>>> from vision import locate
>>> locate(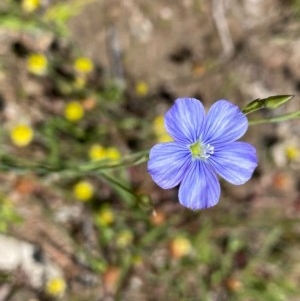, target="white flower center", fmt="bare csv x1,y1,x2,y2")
189,140,214,160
